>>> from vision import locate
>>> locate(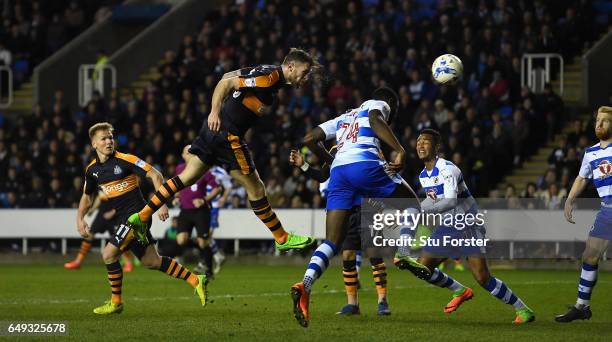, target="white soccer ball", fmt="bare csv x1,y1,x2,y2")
431,54,463,84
